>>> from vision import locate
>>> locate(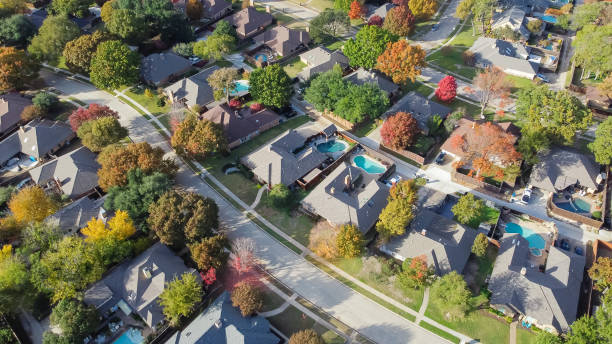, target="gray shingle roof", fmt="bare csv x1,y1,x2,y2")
201,103,280,144
468,37,537,78
368,3,396,20
253,25,311,57
298,47,349,81
344,68,399,95
0,93,31,134
165,291,280,344
488,233,585,332
165,66,220,108
491,6,530,38
529,147,601,192
0,119,74,165
202,0,232,19
141,53,192,86
45,196,107,234
386,92,451,134
29,147,100,198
